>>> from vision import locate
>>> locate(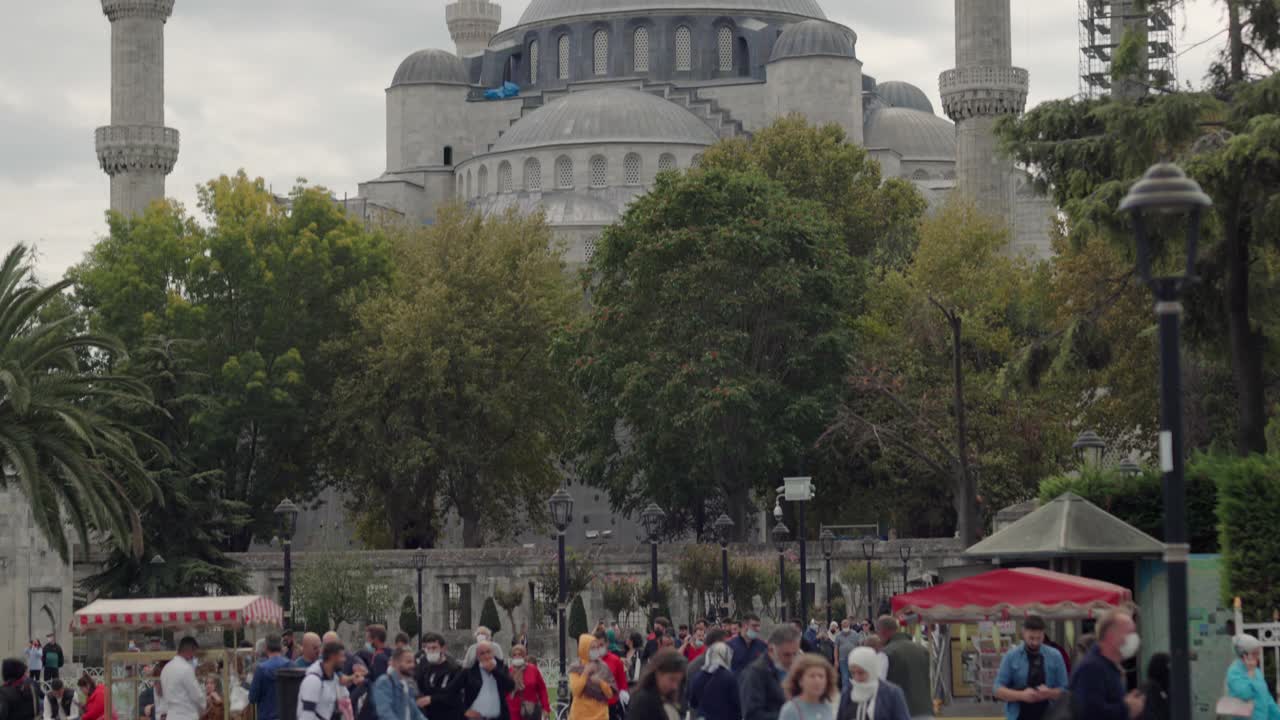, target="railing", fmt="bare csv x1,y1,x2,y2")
939,66,1029,93
101,0,176,22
